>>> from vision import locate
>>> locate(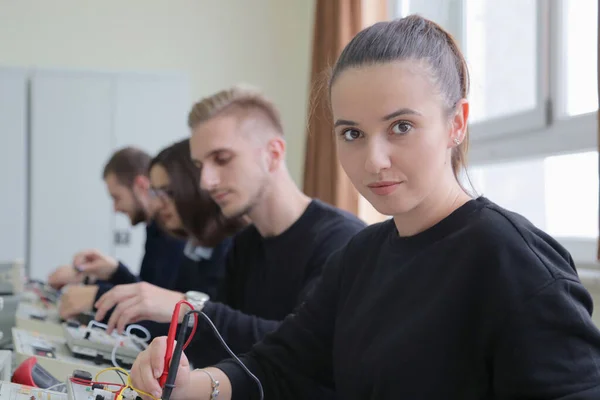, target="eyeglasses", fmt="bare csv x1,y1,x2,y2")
149,187,175,201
